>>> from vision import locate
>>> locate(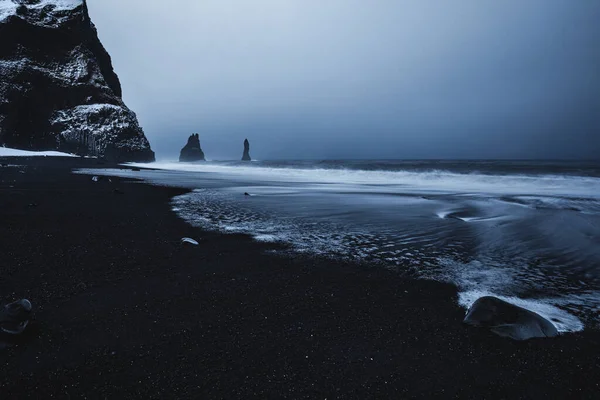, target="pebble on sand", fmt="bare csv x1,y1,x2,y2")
180,237,199,246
